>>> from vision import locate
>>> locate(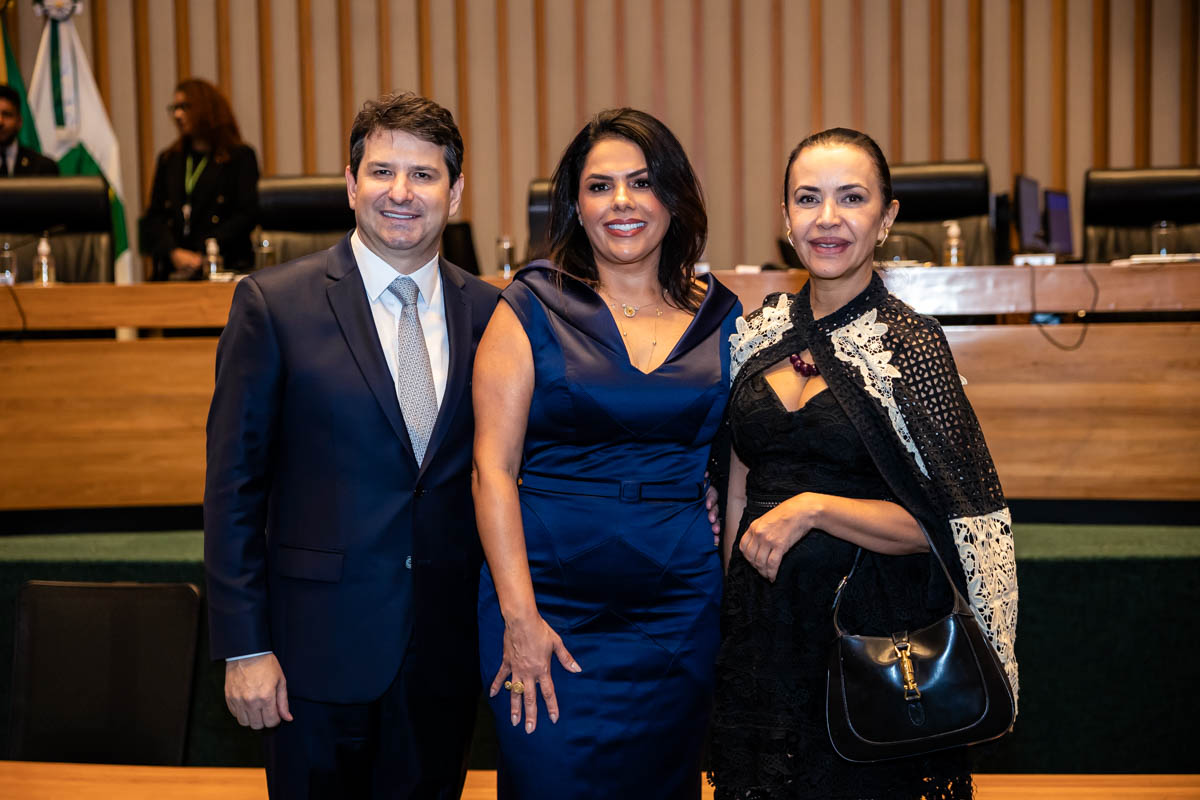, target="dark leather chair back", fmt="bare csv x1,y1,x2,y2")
527,179,553,263
443,220,480,275
0,176,113,281
1083,168,1200,262
880,161,993,265
9,580,201,765
256,175,356,266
